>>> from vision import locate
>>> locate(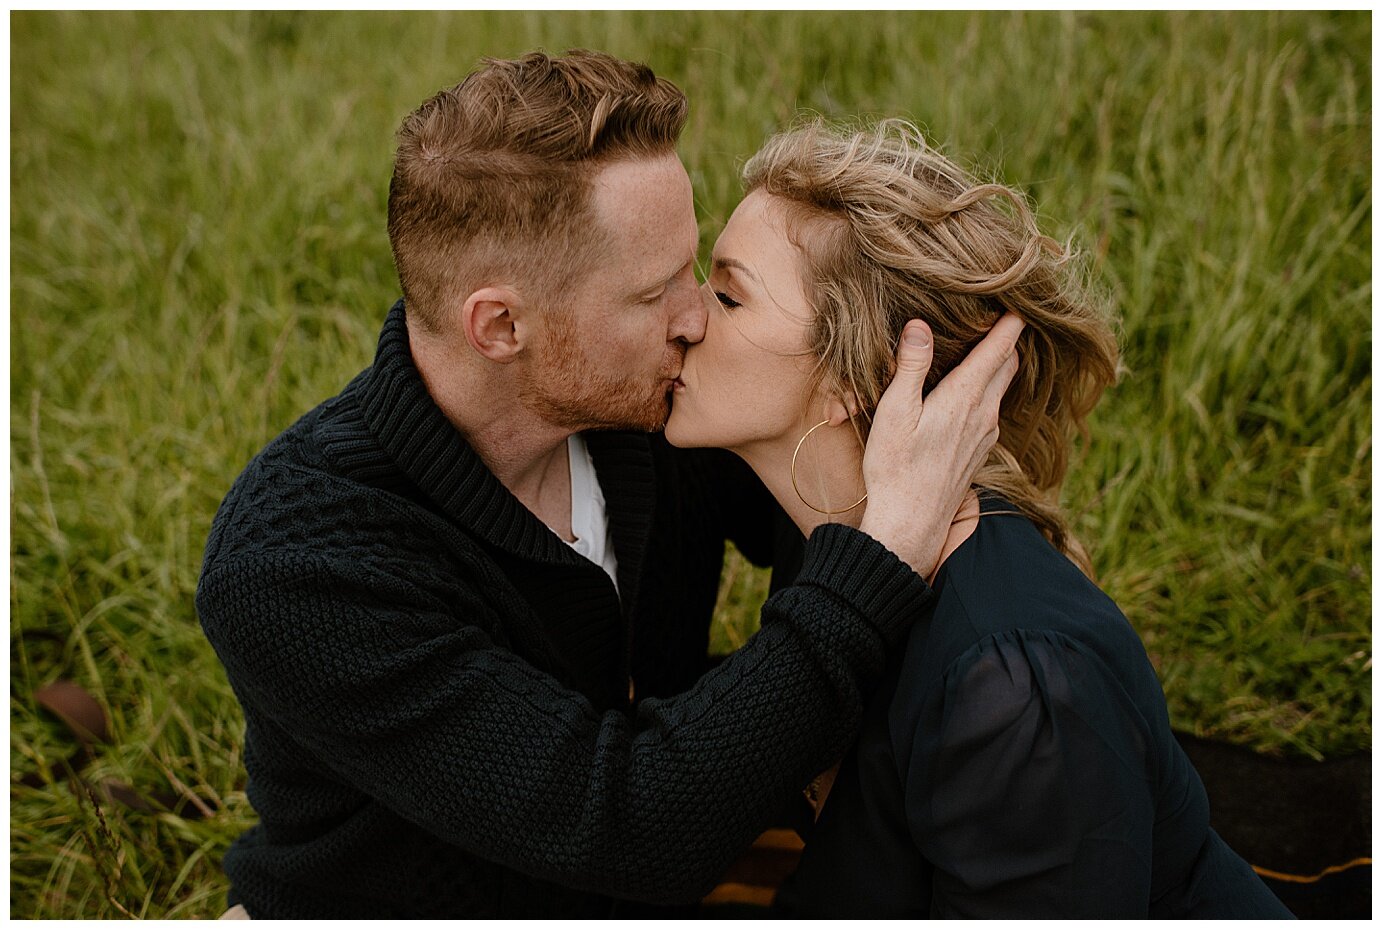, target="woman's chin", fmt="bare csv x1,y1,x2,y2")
664,407,710,448
662,413,695,448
